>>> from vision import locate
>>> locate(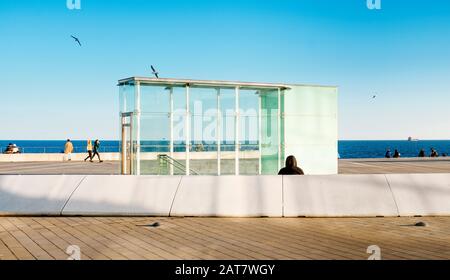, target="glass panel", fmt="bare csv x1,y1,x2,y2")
172,86,187,175
260,89,280,175
220,88,236,175
121,81,286,176
239,89,259,175
138,84,190,175
189,87,218,175
140,84,170,113
173,86,187,112
139,113,170,175
119,83,135,113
